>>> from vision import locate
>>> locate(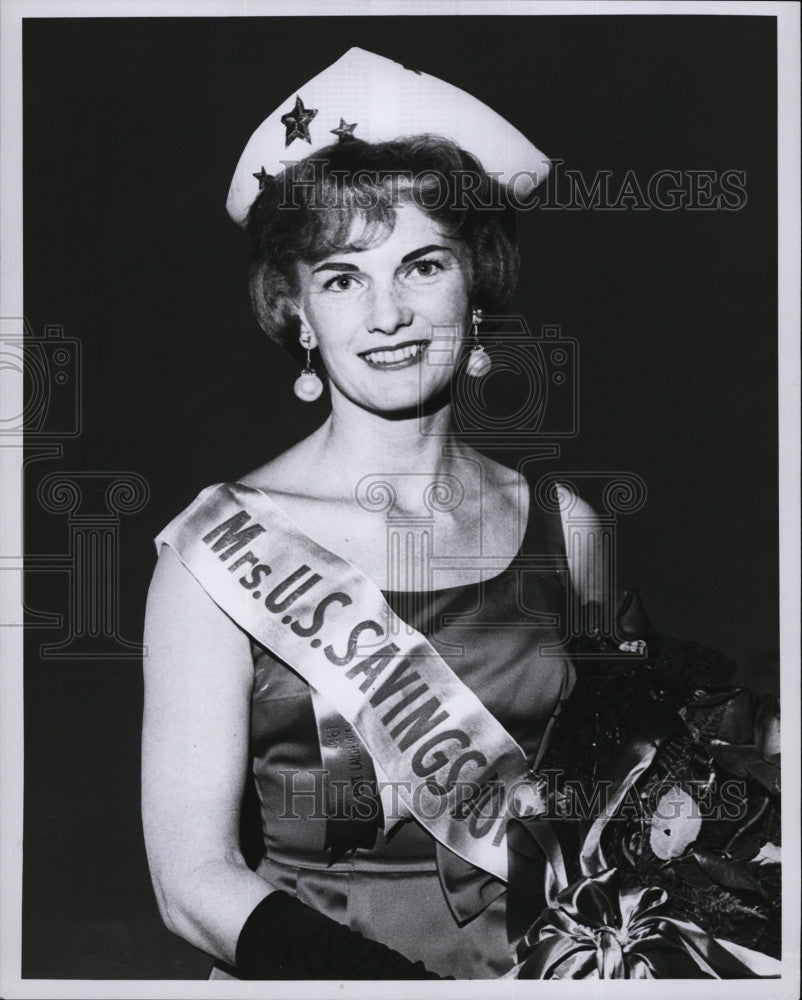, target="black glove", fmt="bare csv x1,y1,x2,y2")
235,889,446,980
